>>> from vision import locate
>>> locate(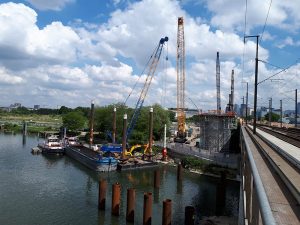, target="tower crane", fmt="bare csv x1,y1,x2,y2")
174,17,187,143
